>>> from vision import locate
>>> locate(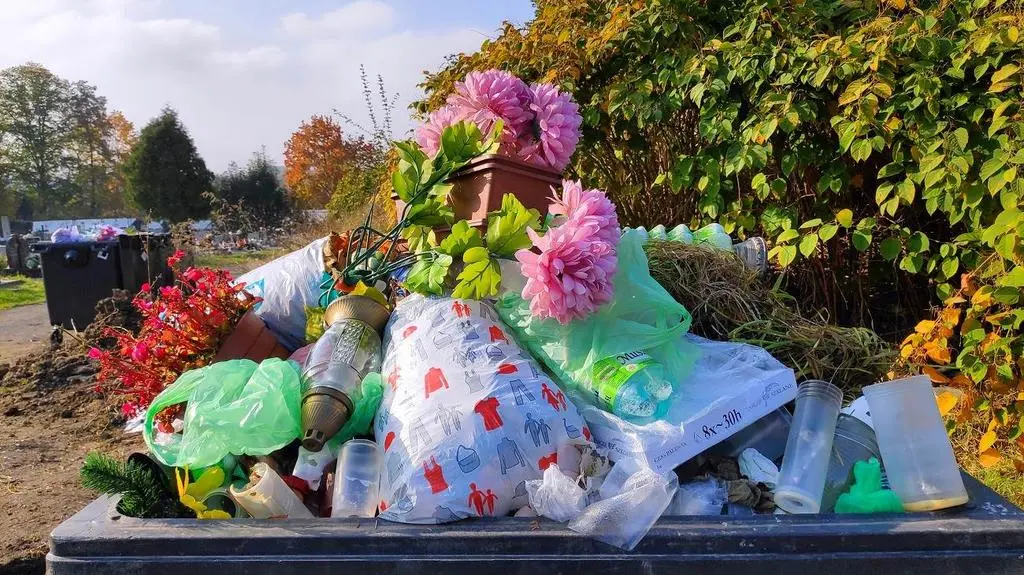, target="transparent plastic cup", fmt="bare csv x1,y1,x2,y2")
775,380,843,514
863,376,968,512
331,439,381,518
